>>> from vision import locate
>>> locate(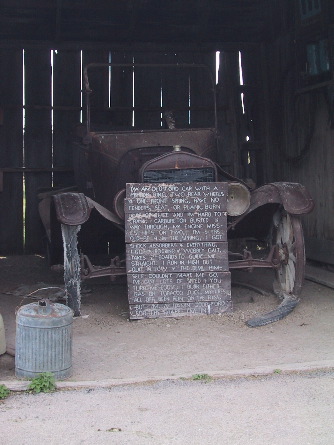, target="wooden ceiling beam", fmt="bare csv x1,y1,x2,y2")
0,39,260,52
